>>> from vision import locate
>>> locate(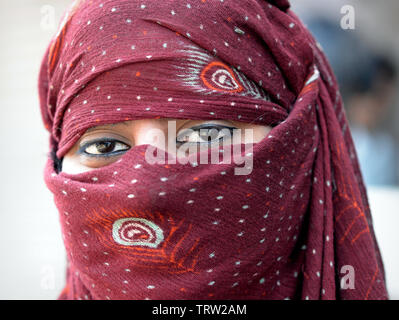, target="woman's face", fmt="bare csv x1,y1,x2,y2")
62,118,272,174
